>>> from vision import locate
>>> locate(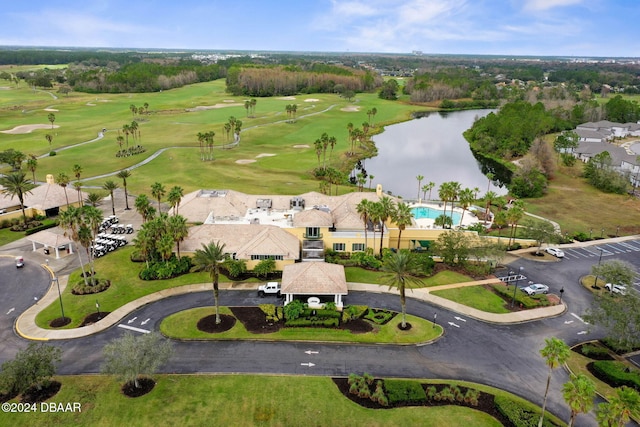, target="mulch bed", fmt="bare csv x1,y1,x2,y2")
49,317,71,328
122,377,155,398
197,314,236,333
21,381,62,404
229,306,374,334
332,378,512,426
80,312,111,327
